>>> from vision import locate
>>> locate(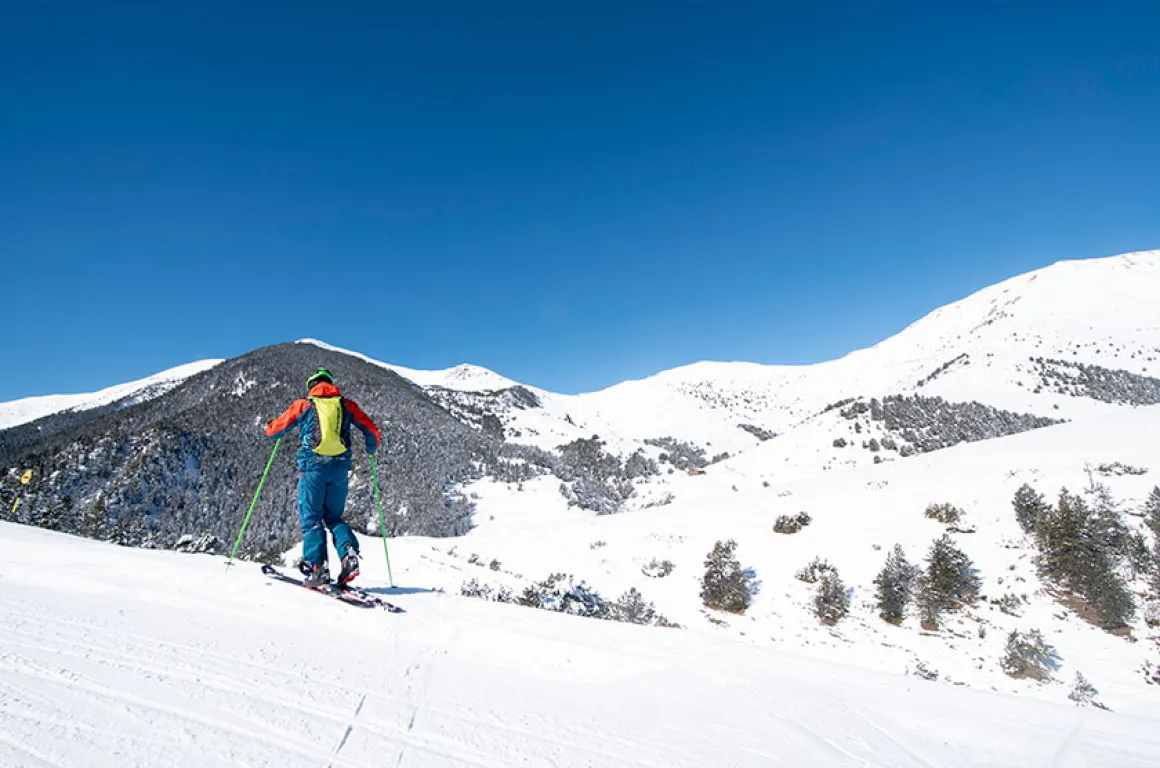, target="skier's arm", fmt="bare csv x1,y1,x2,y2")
266,399,311,438
345,399,381,453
